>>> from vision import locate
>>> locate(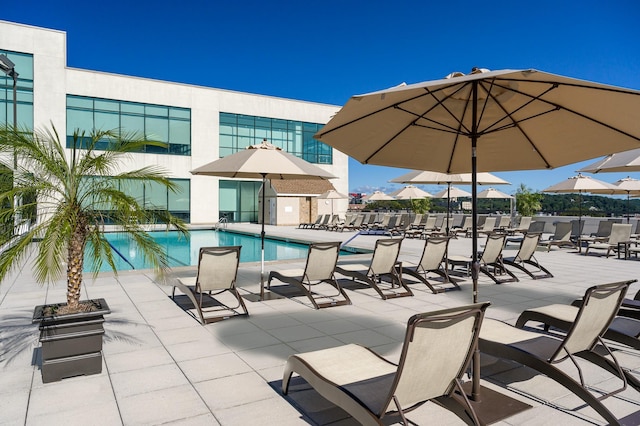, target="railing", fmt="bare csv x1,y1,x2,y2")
214,216,228,231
